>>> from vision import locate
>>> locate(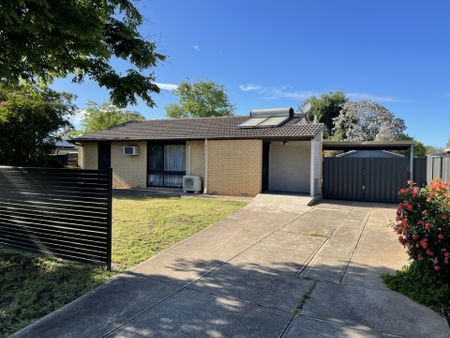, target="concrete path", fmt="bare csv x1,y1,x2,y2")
14,196,449,338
